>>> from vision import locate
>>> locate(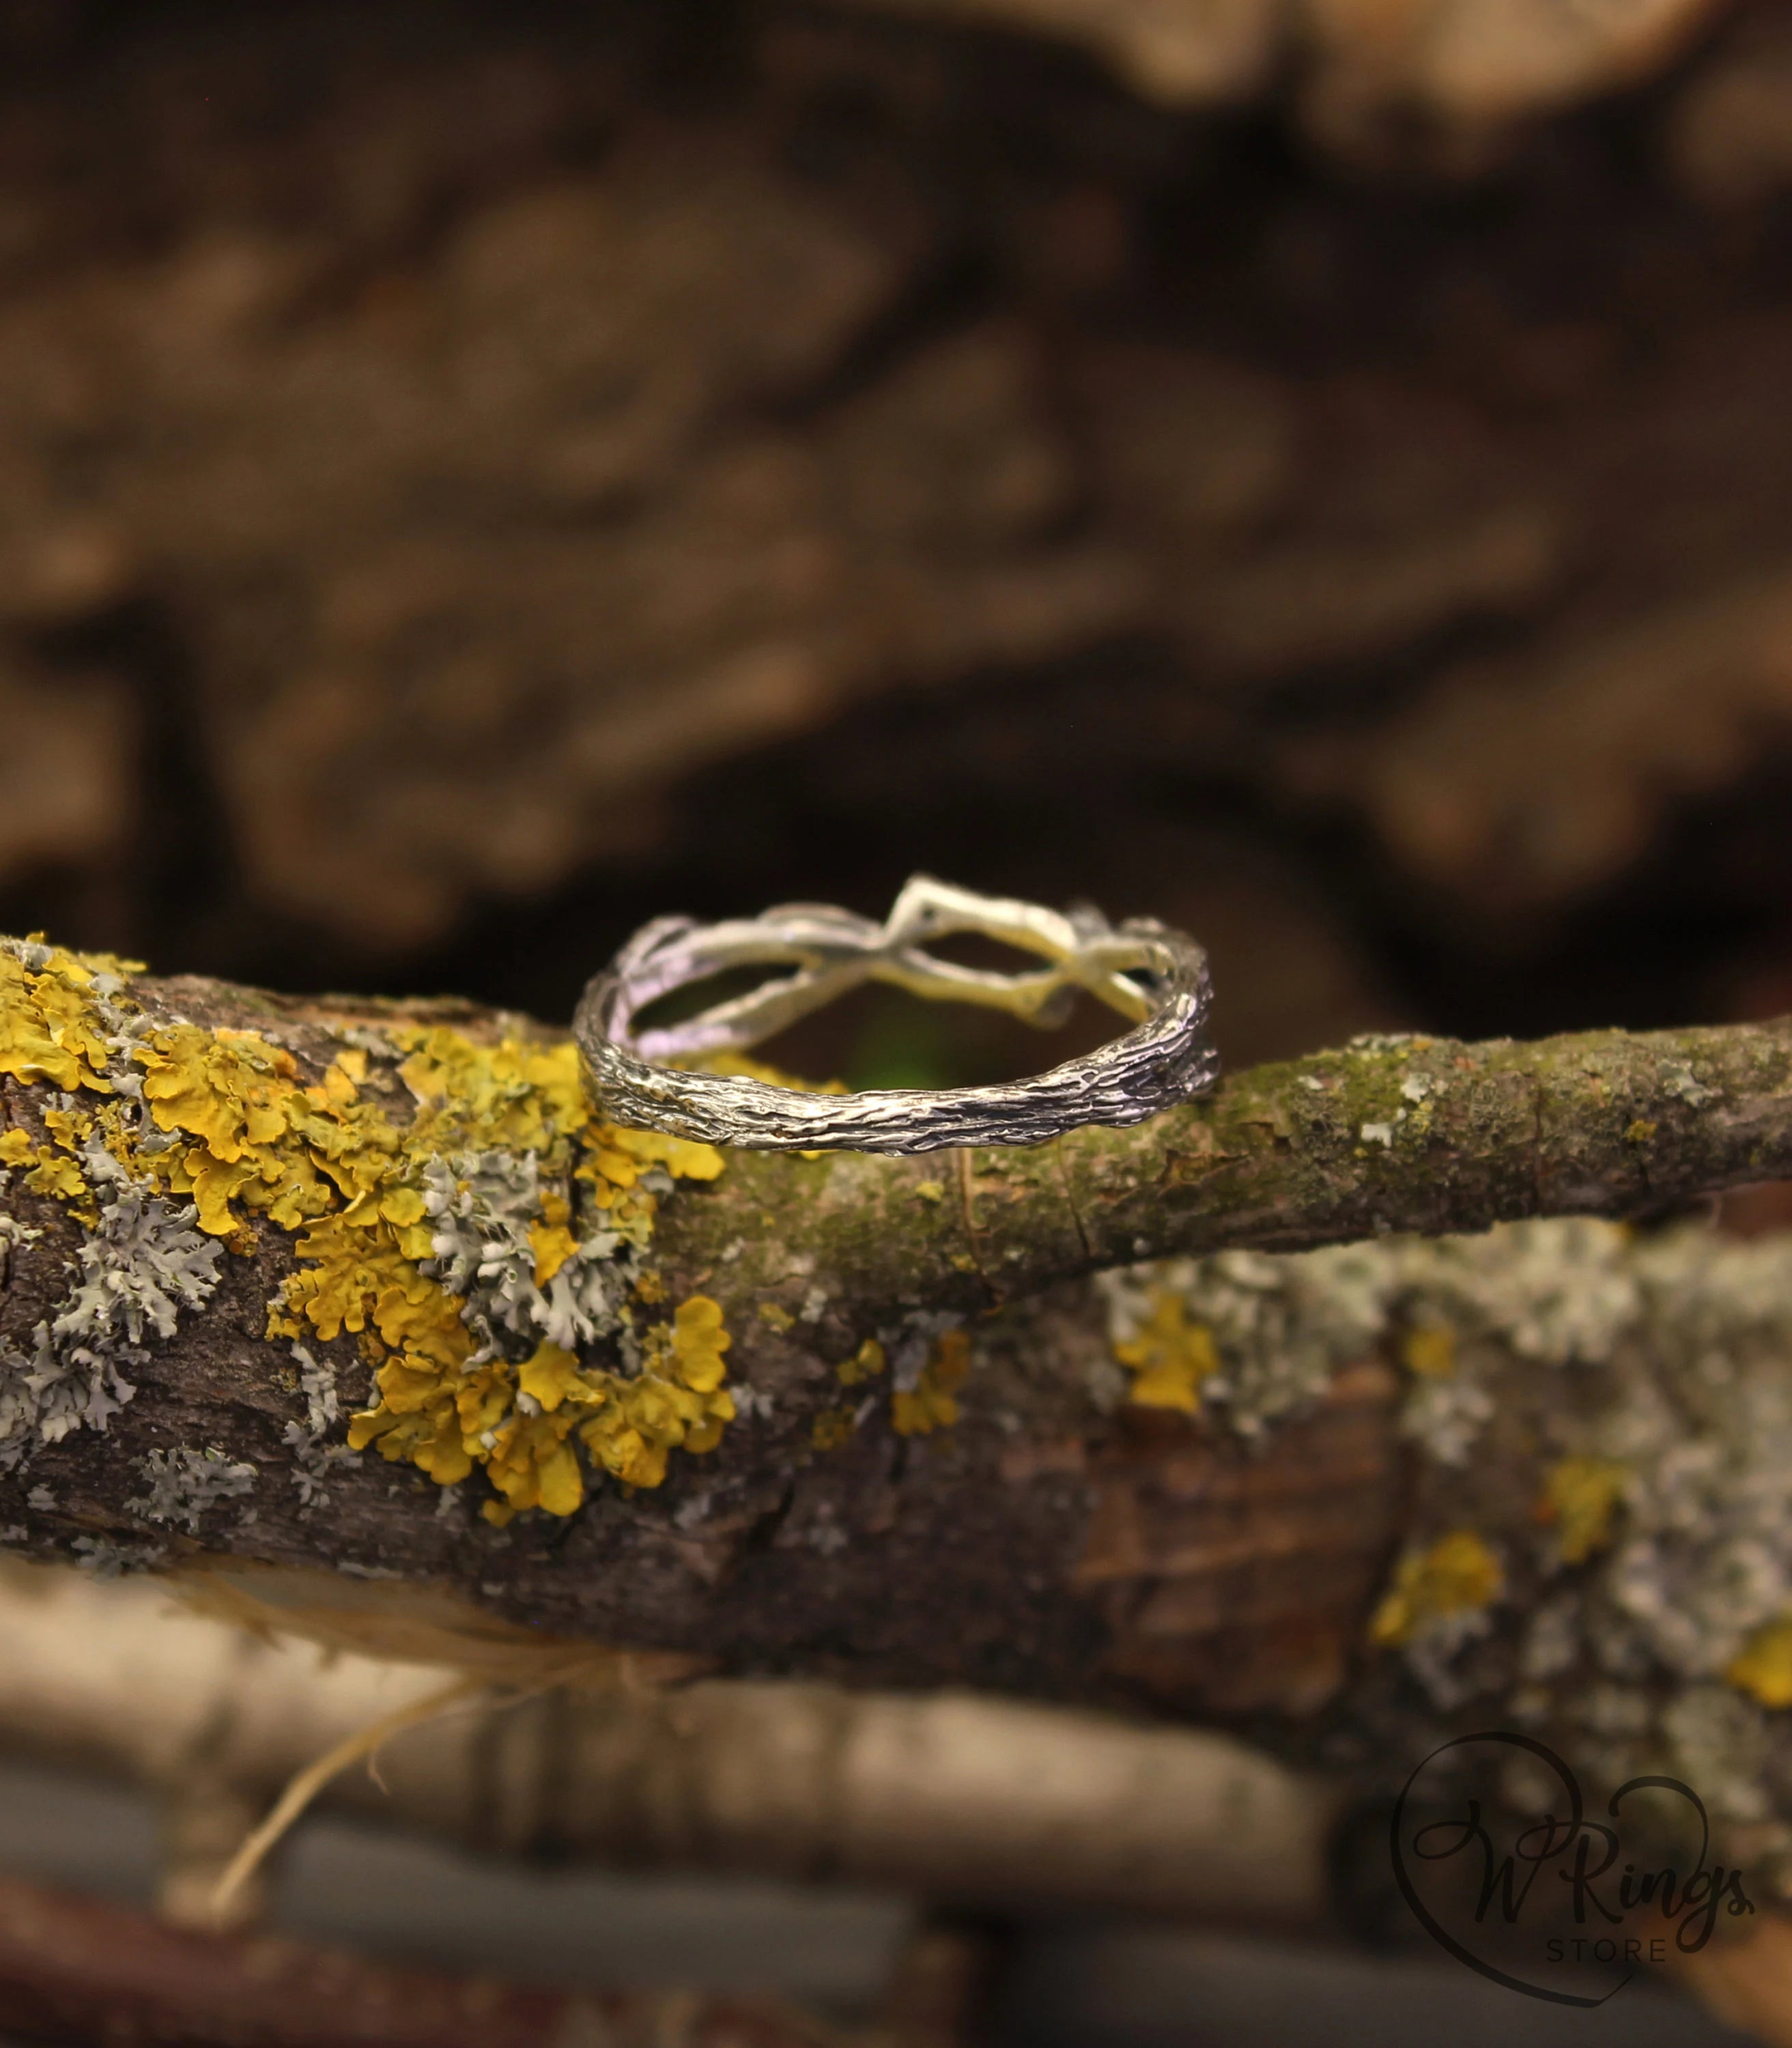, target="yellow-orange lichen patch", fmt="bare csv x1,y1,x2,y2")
304,1038,733,1515
0,939,132,1095
1401,1323,1456,1379
893,1328,971,1436
812,1408,856,1450
378,1293,741,1523
1535,1456,1627,1565
1729,1619,1792,1709
1113,1290,1219,1414
1,935,737,1522
837,1338,885,1387
1370,1530,1504,1648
